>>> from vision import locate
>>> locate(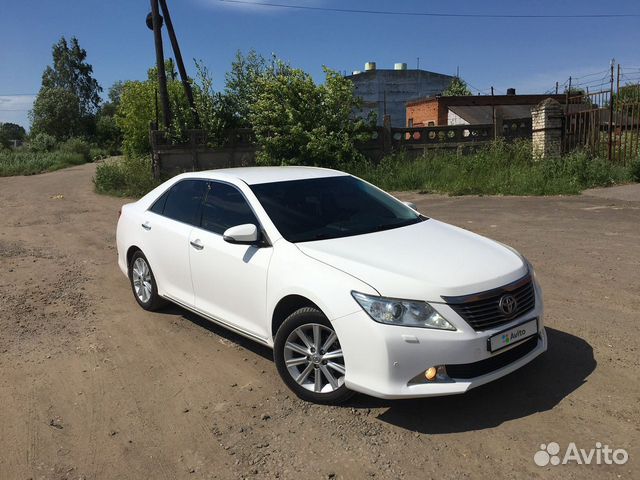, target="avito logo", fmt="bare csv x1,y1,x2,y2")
534,442,629,466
